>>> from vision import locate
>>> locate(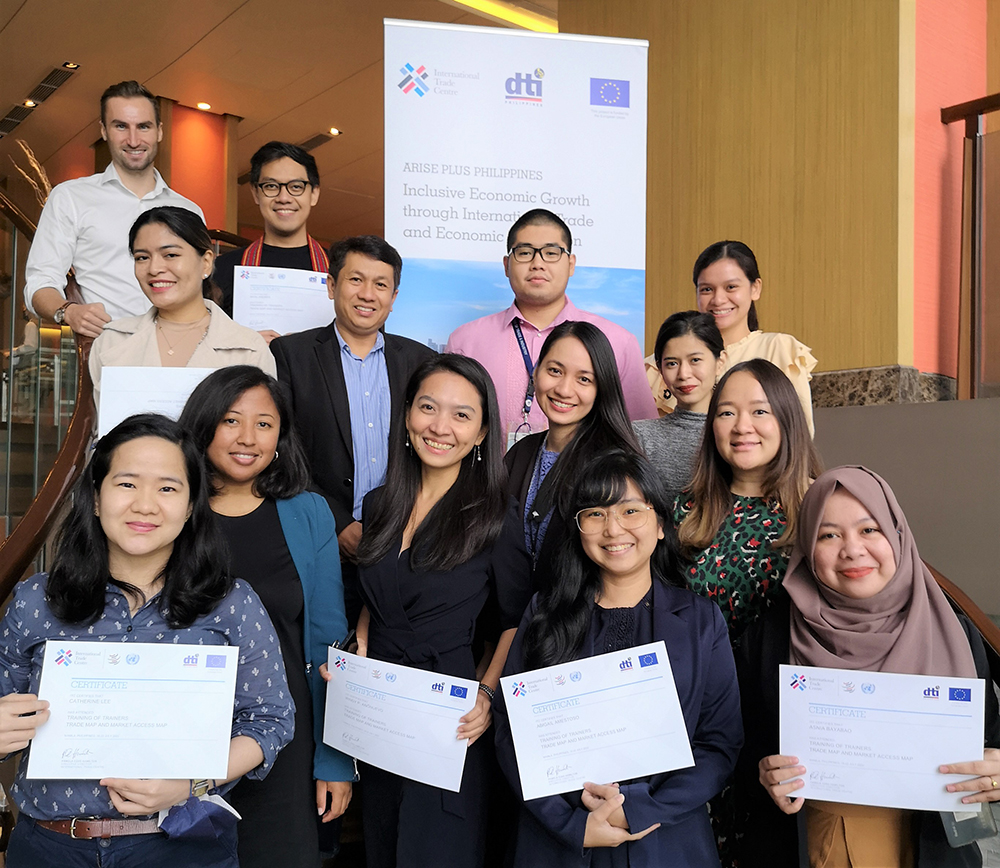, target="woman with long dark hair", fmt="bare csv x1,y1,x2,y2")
90,206,275,405
0,414,293,867
347,354,532,867
494,449,742,866
505,320,641,586
179,366,351,868
675,358,822,641
737,467,1000,868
